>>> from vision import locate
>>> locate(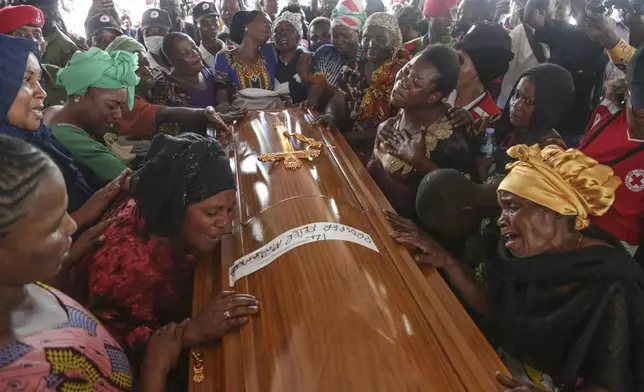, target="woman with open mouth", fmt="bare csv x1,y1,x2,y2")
387,143,644,392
